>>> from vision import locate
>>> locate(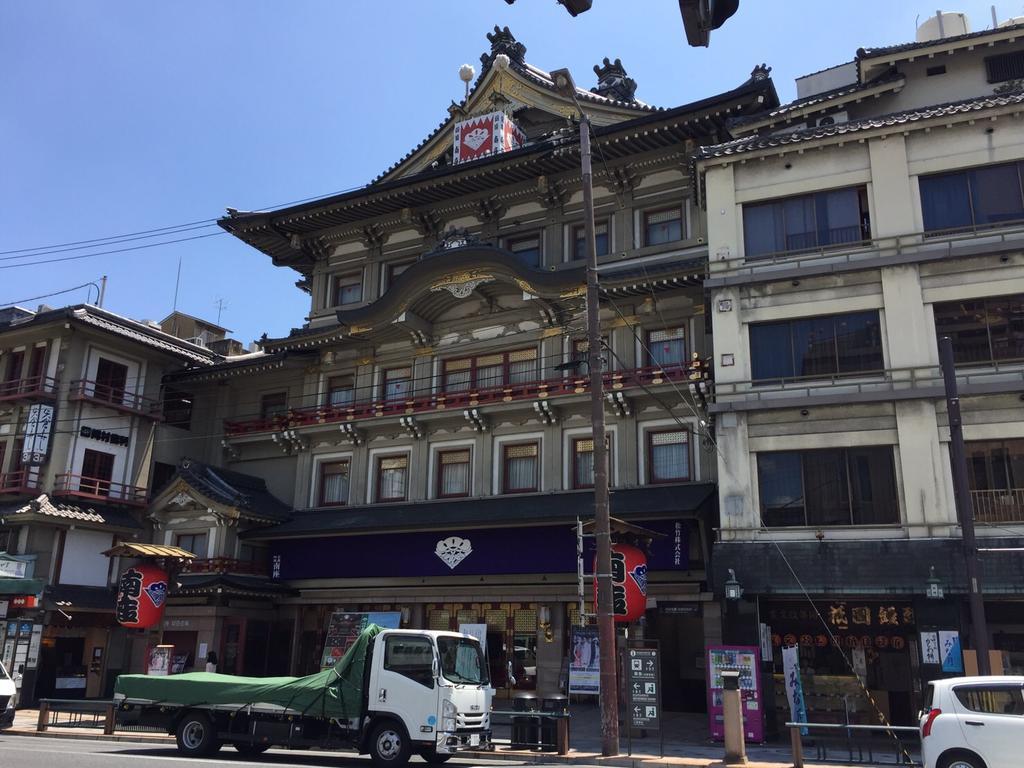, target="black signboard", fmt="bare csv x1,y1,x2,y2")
625,647,661,731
